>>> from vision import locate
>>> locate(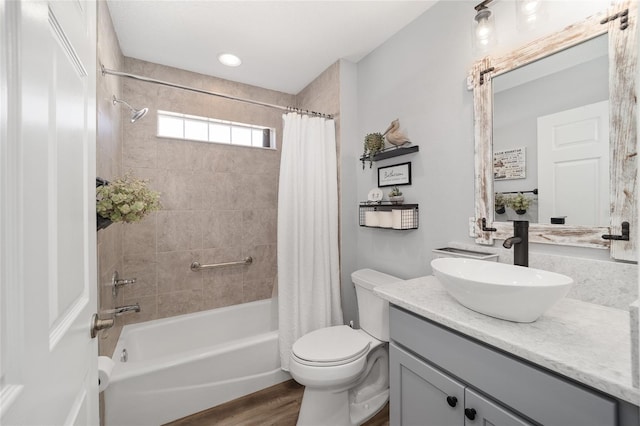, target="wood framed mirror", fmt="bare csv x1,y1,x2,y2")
470,1,637,261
